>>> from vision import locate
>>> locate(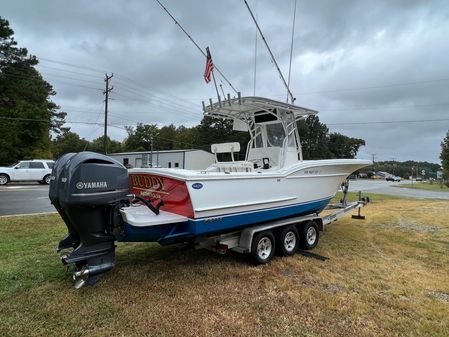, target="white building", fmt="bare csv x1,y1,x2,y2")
108,149,215,170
